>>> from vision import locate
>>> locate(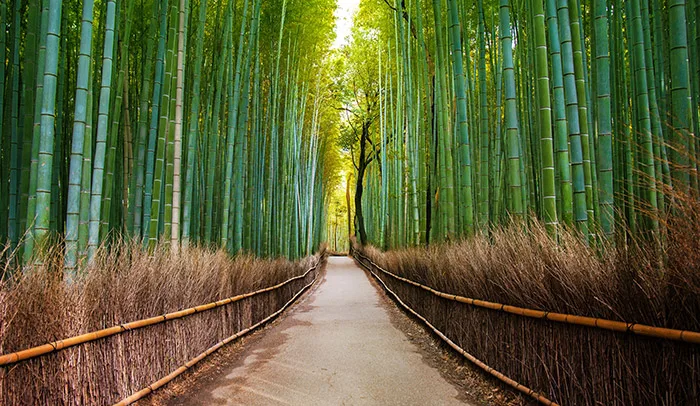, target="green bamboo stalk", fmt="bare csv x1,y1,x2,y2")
234,0,262,252
566,0,595,235
162,0,179,244
630,0,659,234
149,0,178,248
22,0,50,262
594,0,614,237
33,0,64,255
87,0,117,262
7,0,23,253
18,0,41,254
0,3,6,240
65,0,95,272
669,0,694,194
78,65,94,257
556,0,587,236
204,7,230,243
221,0,250,250
640,0,666,218
447,0,474,236
531,0,558,237
182,0,208,245
102,0,135,241
133,0,159,239
143,0,169,243
476,0,489,228
171,0,187,250
432,0,456,239
500,0,523,217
